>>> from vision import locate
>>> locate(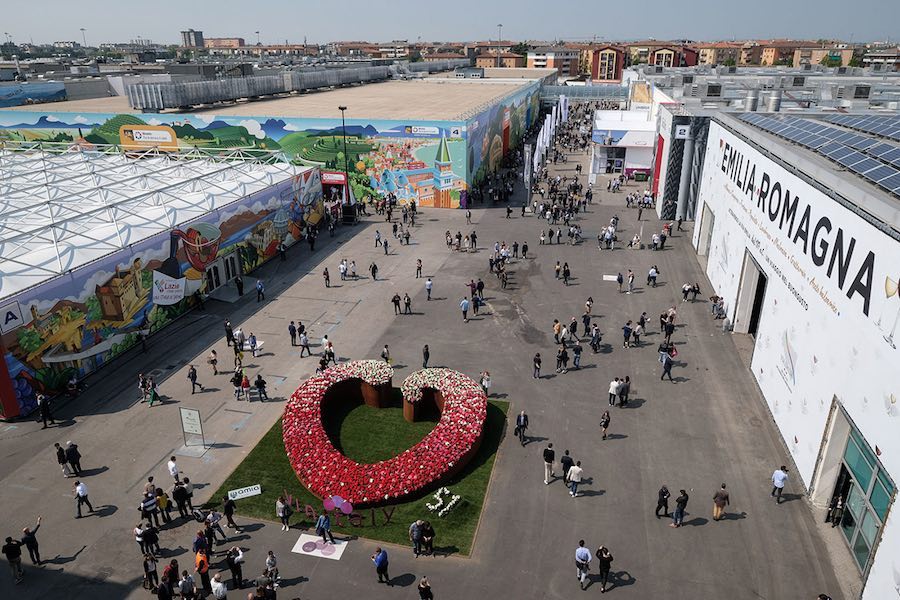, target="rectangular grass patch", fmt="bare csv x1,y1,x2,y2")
209,400,508,556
